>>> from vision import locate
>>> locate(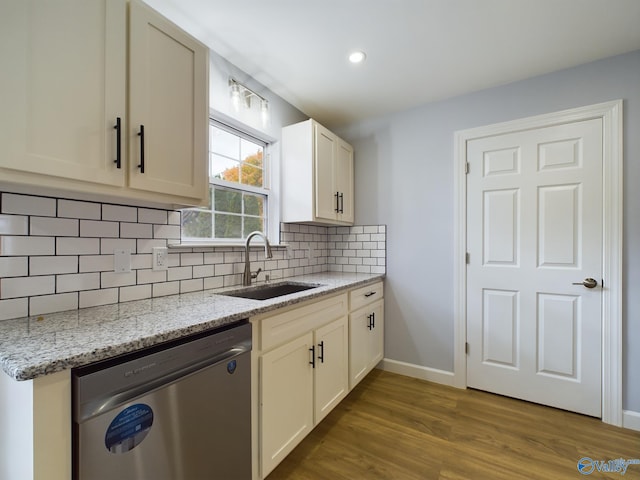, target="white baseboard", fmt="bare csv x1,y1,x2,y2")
379,358,458,387
623,410,640,432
